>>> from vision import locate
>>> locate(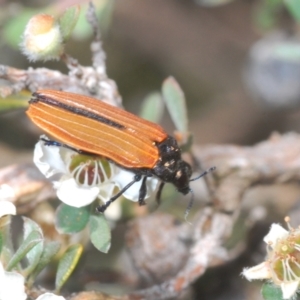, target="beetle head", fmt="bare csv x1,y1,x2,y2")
173,160,192,195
